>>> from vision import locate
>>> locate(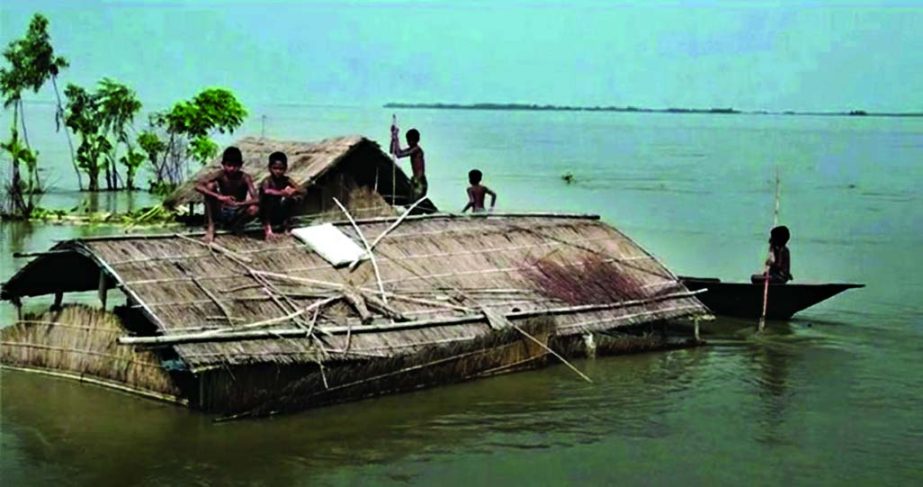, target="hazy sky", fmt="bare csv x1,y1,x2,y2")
2,0,921,111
